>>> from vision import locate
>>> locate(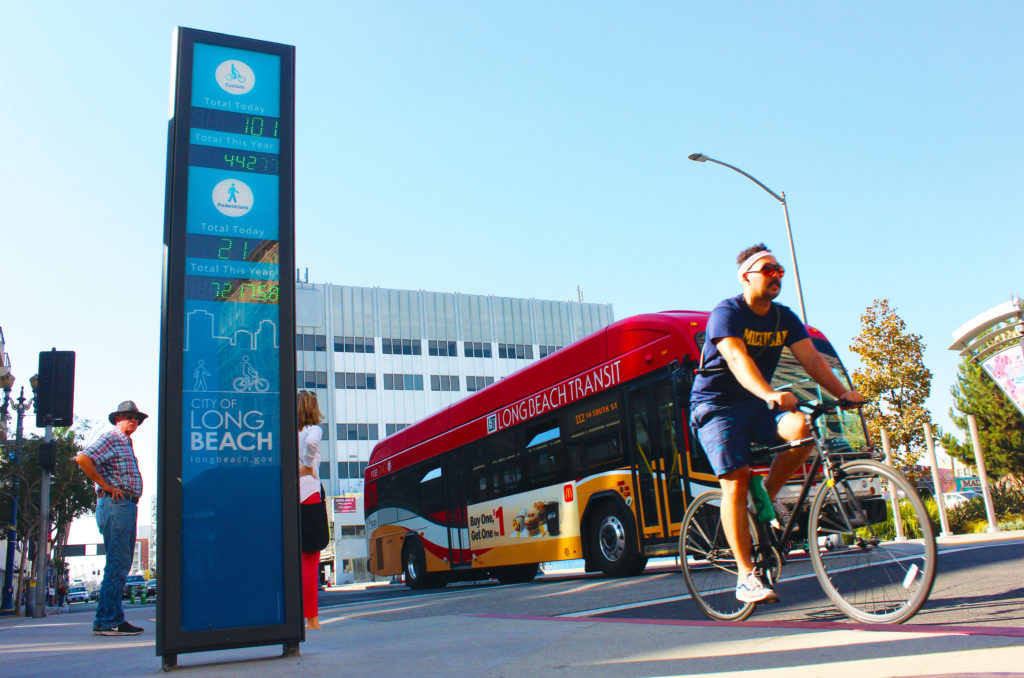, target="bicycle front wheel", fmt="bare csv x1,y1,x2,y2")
808,460,937,623
679,490,756,621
